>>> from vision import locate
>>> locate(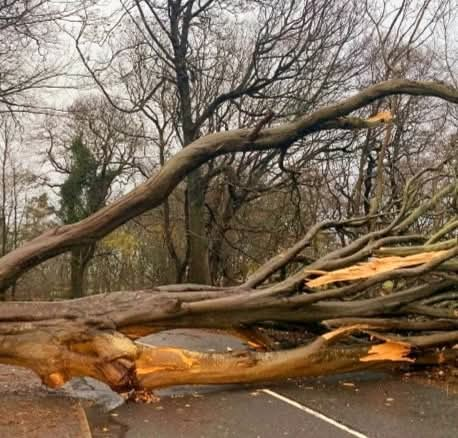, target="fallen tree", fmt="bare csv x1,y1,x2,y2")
0,79,457,392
